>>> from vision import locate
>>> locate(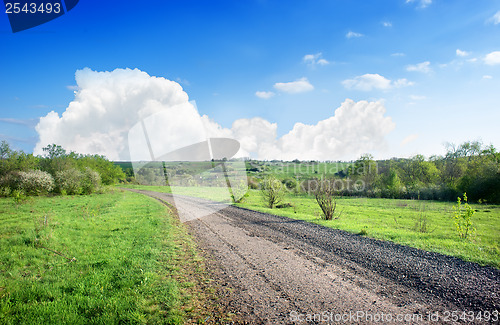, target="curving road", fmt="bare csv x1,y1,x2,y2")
130,189,500,324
